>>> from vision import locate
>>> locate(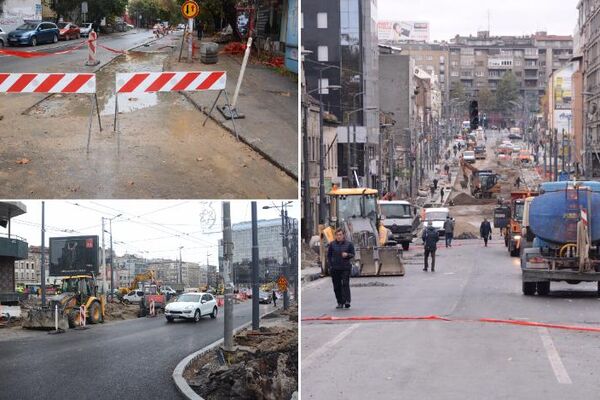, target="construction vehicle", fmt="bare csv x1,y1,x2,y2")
22,275,105,330
314,186,404,277
138,284,166,317
504,190,539,257
460,158,501,199
520,181,600,295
